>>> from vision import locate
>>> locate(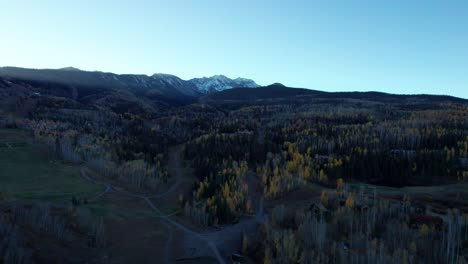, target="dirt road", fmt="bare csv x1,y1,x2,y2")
79,145,265,264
